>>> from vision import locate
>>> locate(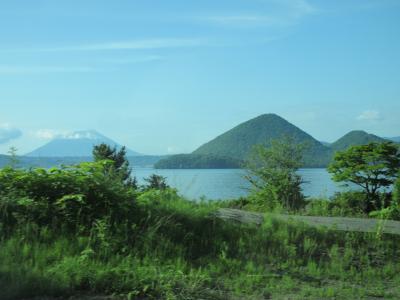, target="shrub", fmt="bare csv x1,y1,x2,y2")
142,174,169,191
394,177,400,205
245,136,307,211
0,161,136,233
